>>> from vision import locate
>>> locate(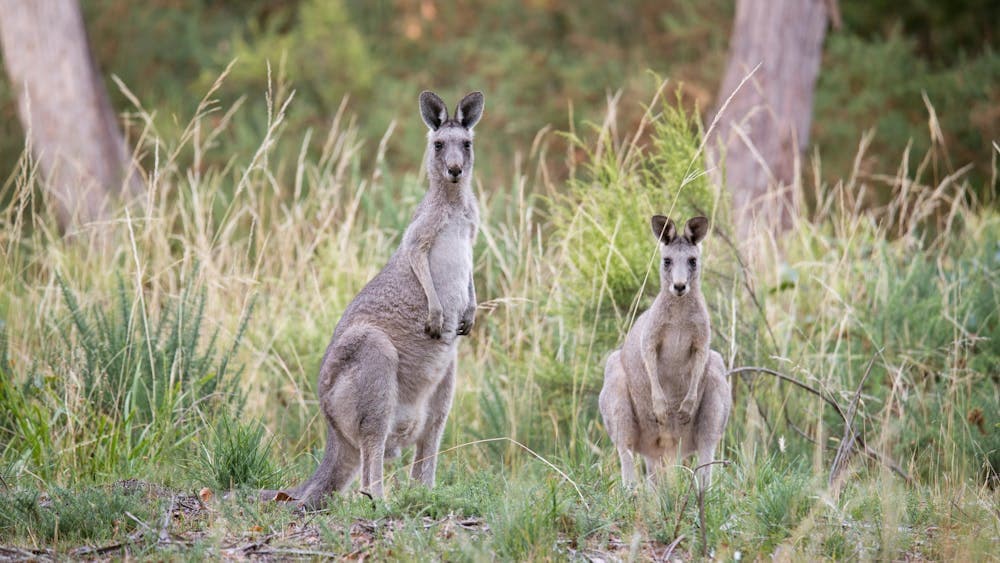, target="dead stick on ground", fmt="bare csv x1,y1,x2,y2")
659,534,685,562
